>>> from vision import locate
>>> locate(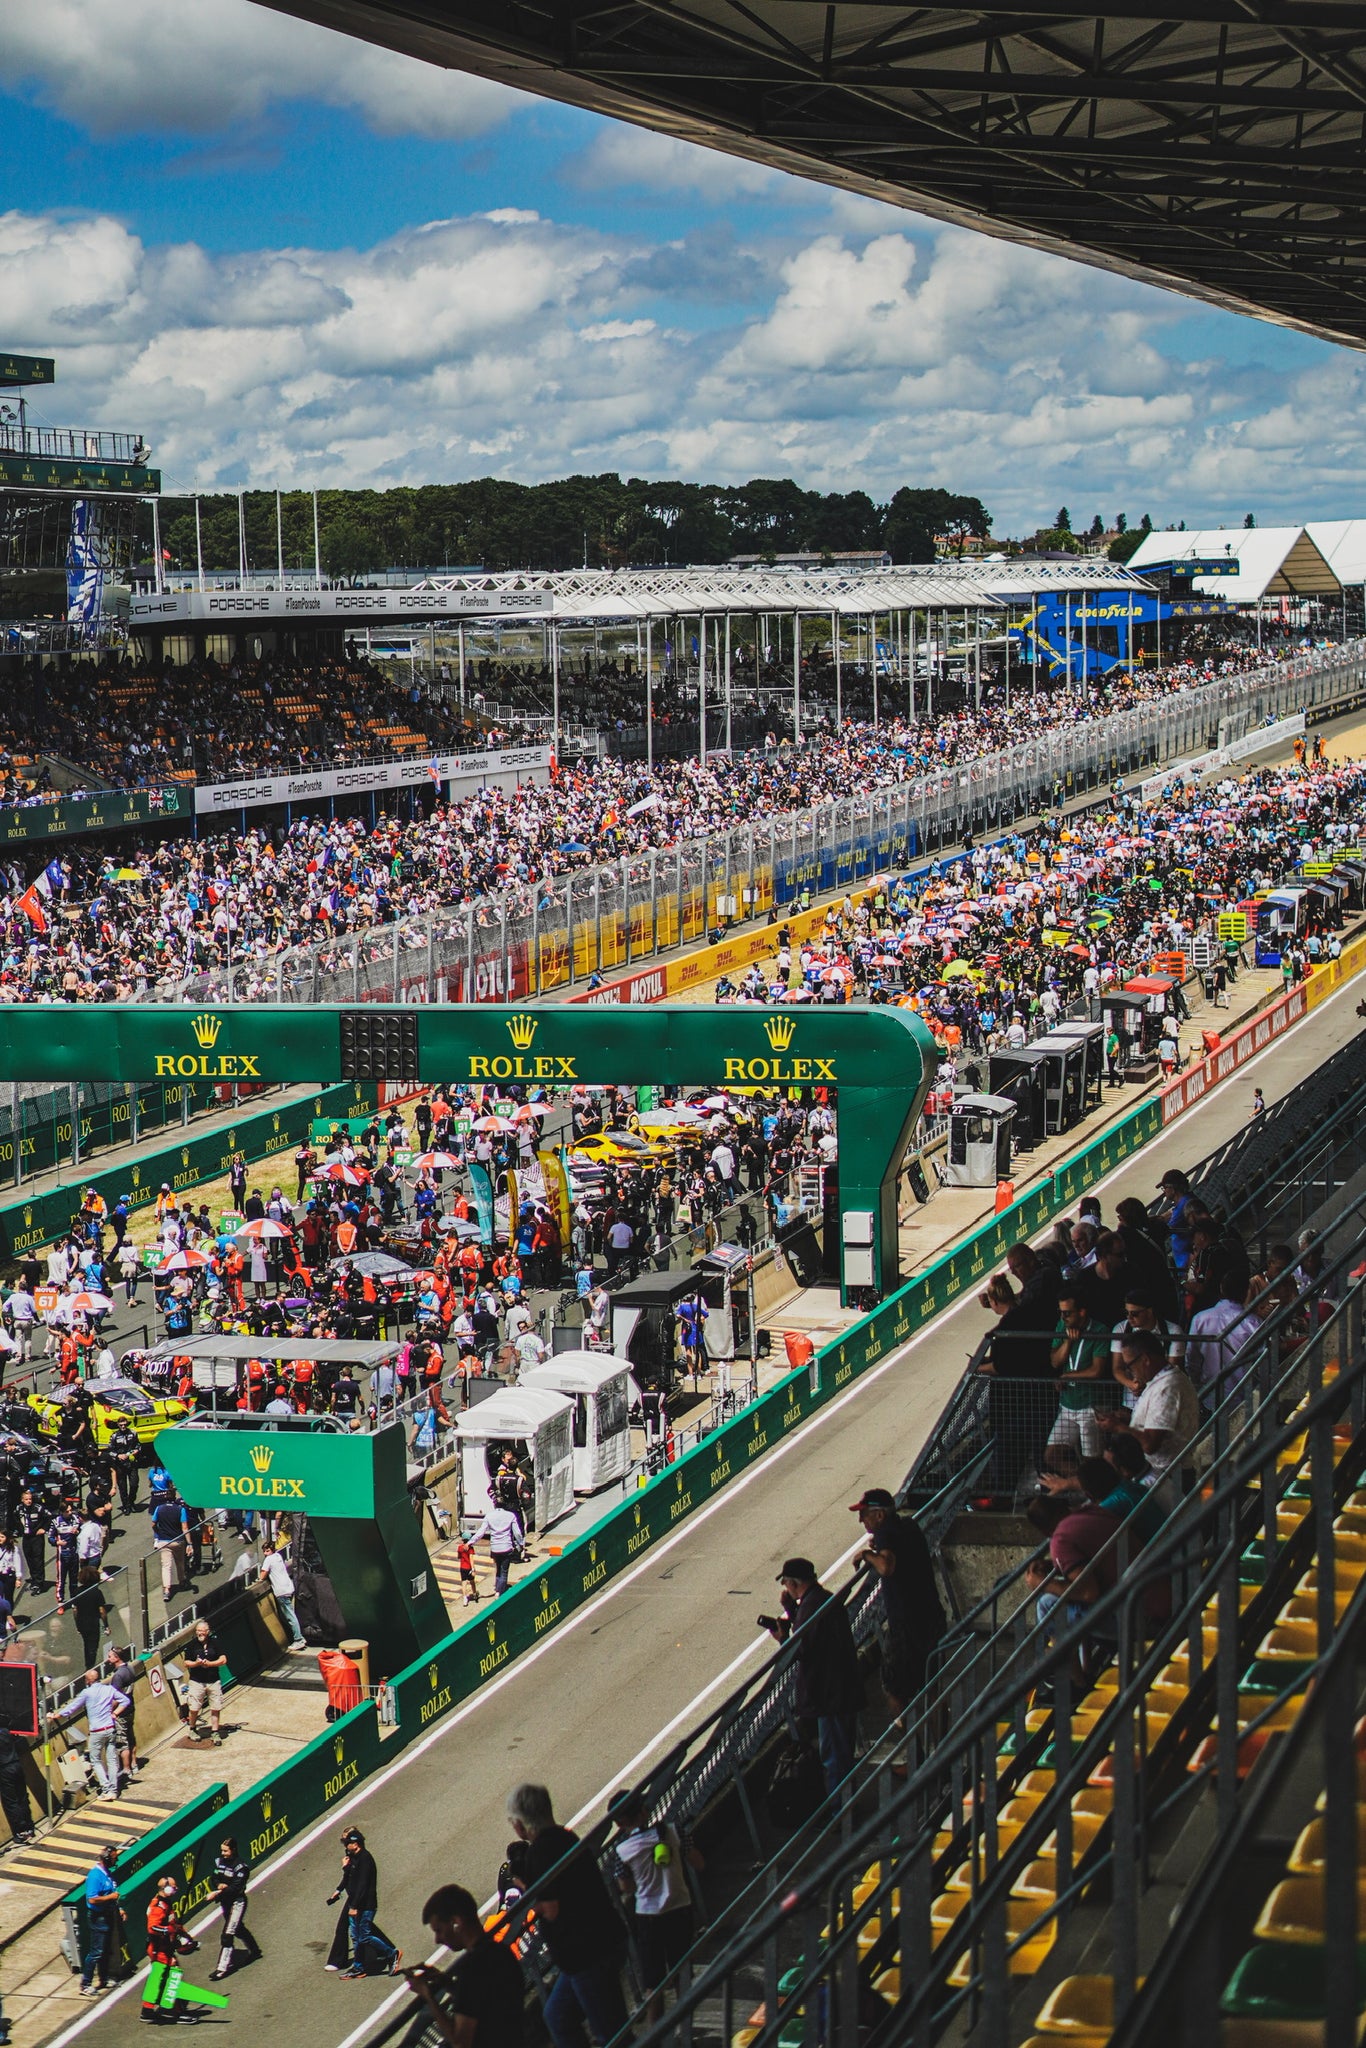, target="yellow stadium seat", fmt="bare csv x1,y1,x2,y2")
1254,1876,1366,1944
943,1901,1057,1984
1257,1623,1319,1663
1287,1811,1366,1872
1035,1972,1120,2032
